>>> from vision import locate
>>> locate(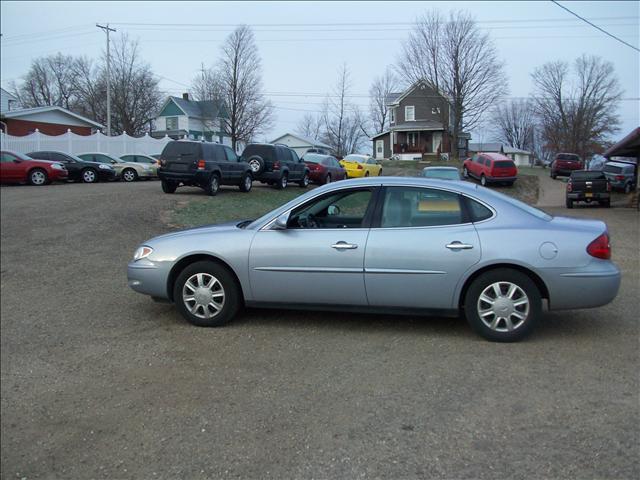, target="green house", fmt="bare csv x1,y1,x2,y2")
151,93,230,143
